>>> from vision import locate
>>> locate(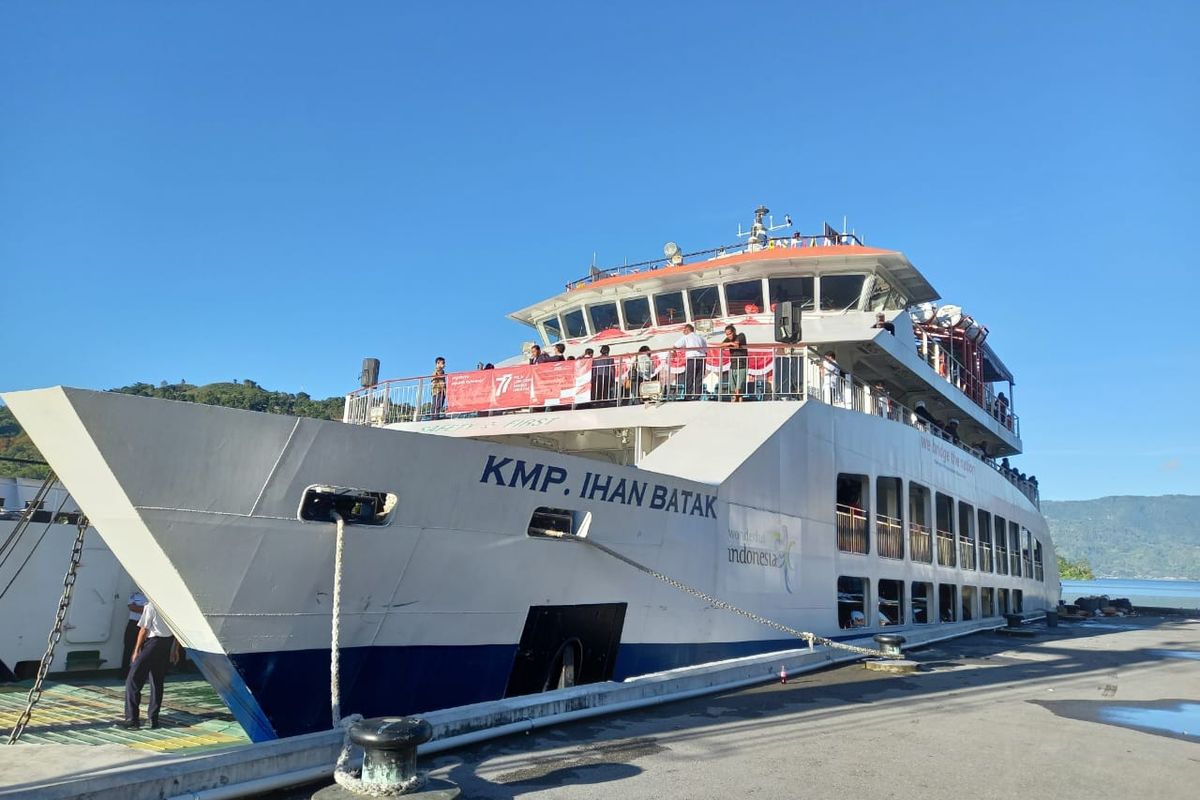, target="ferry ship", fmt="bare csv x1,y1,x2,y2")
1,206,1058,741
0,476,135,680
